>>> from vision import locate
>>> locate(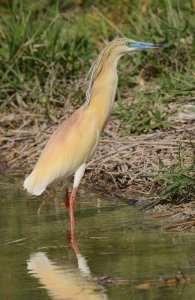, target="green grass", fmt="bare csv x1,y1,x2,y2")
153,148,195,203
0,0,194,112
114,90,171,134
0,0,95,109
0,0,194,201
